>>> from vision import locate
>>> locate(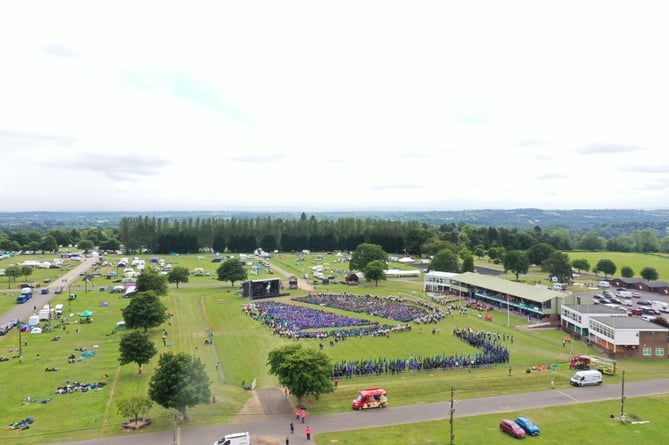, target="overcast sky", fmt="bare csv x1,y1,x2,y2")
1,1,667,212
